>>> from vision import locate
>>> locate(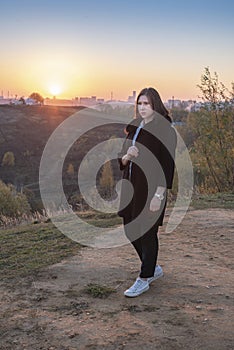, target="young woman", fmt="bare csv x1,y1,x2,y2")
118,87,177,297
